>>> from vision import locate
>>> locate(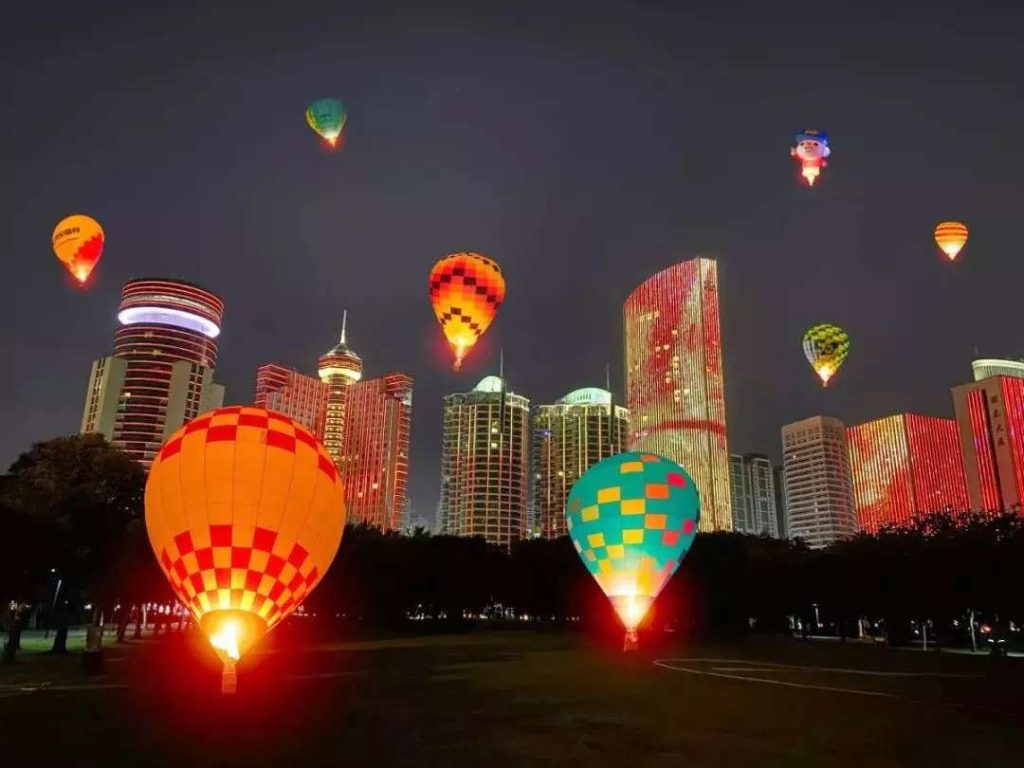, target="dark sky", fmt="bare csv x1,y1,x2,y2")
5,1,1023,525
